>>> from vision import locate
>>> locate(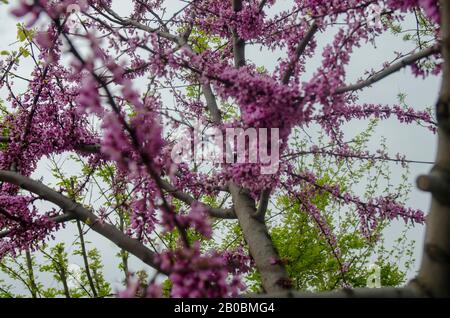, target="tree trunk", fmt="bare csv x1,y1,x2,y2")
414,0,450,298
